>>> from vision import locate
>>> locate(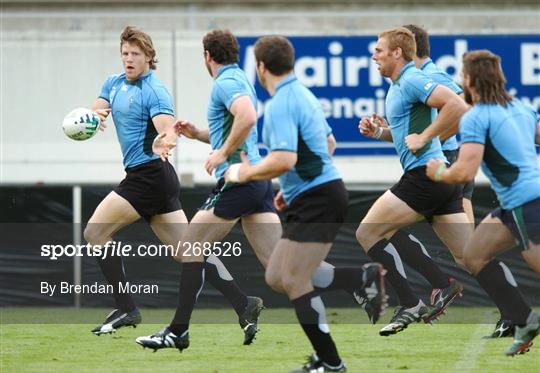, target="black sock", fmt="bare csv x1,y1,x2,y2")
204,255,248,315
96,254,136,312
390,231,450,289
313,265,364,293
169,262,205,336
368,239,419,307
475,260,531,325
292,291,341,367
